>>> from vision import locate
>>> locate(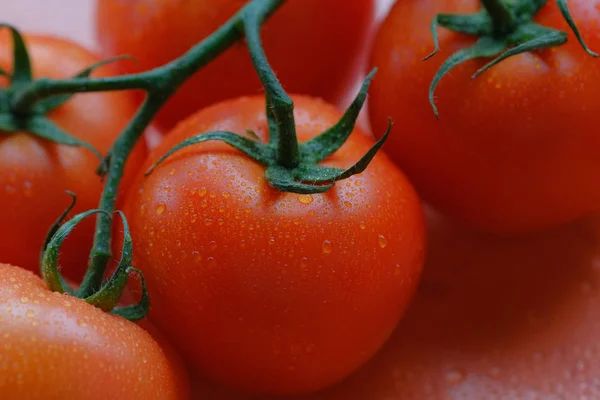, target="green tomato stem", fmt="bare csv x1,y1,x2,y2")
481,0,518,35
243,4,300,169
